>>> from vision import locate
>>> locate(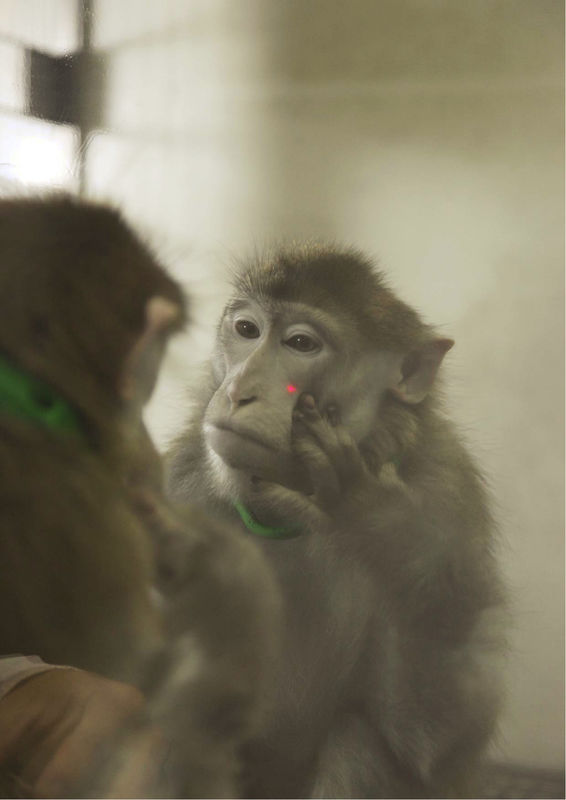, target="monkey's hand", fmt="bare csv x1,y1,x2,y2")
251,393,403,533
291,393,385,514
